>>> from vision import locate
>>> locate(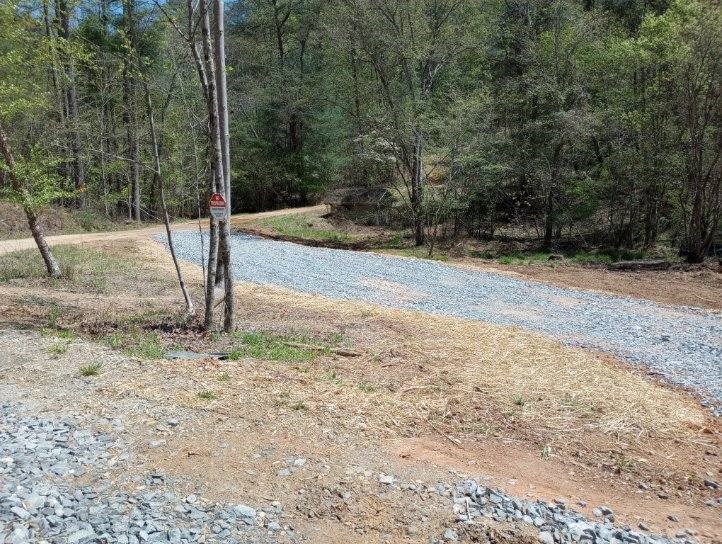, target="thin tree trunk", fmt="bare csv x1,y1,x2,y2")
543,142,564,250
123,0,141,222
42,0,64,124
411,129,424,246
212,0,235,332
56,0,85,204
199,0,223,330
144,83,195,317
99,109,109,215
0,123,61,278
178,0,217,321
